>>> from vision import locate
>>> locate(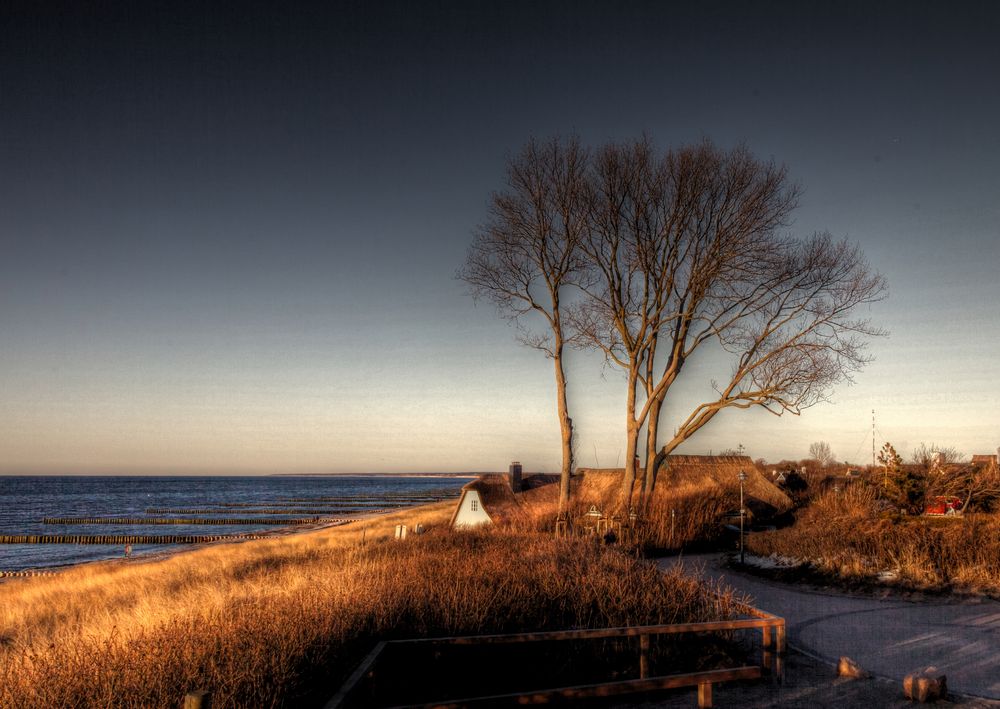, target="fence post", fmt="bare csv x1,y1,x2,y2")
697,681,712,708
639,633,650,679
184,690,211,709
